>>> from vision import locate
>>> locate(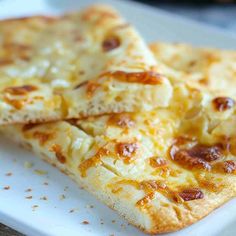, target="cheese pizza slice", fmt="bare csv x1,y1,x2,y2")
2,81,236,234
0,5,172,124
